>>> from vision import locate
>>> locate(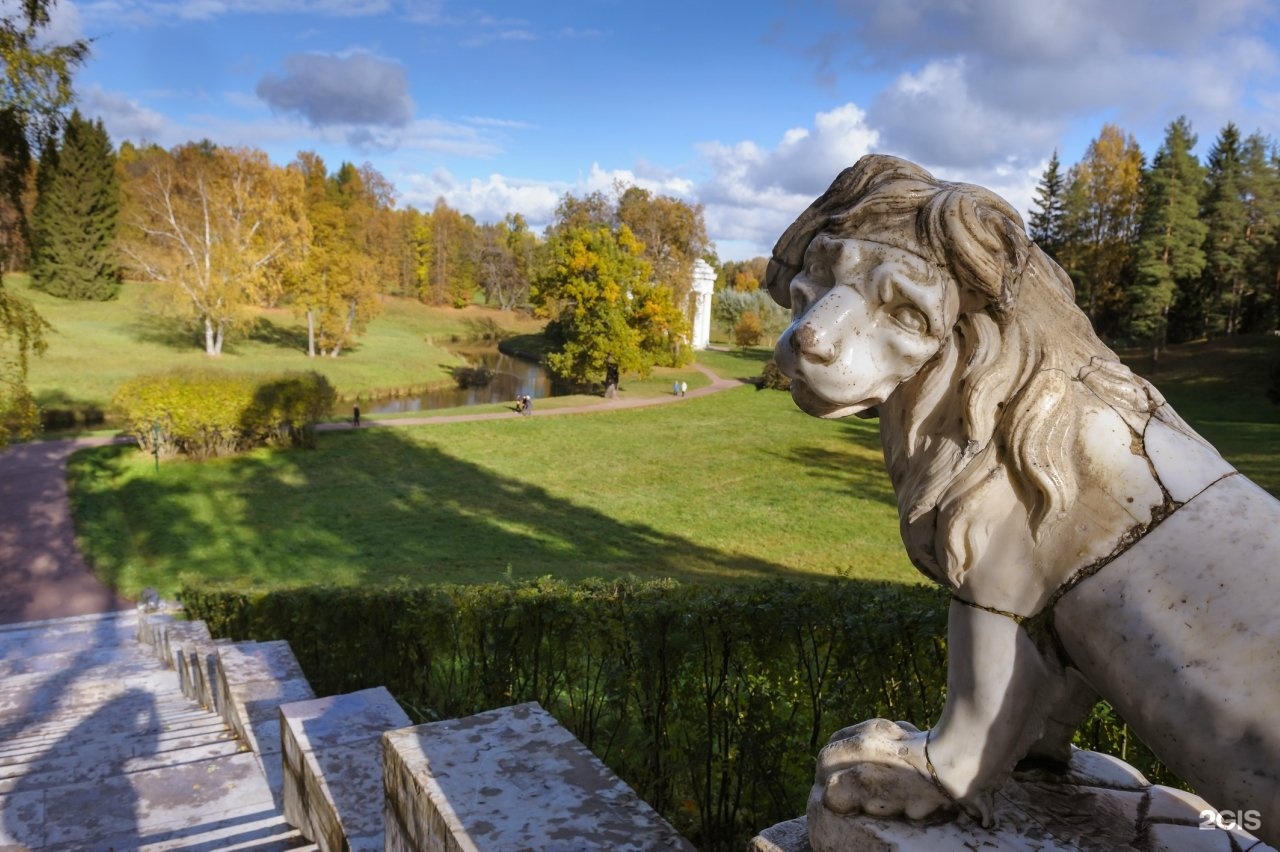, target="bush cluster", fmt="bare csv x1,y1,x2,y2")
180,577,1175,848
112,369,336,459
